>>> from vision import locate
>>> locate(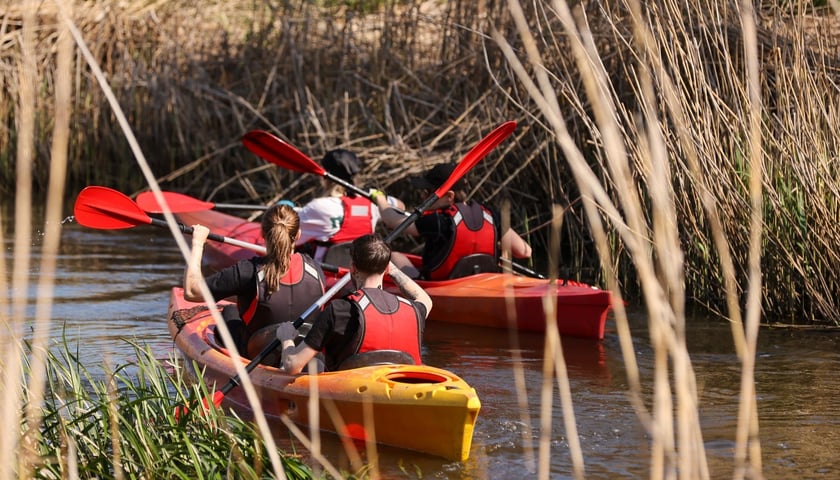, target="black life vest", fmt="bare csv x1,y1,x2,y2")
423,202,497,280
240,253,326,336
